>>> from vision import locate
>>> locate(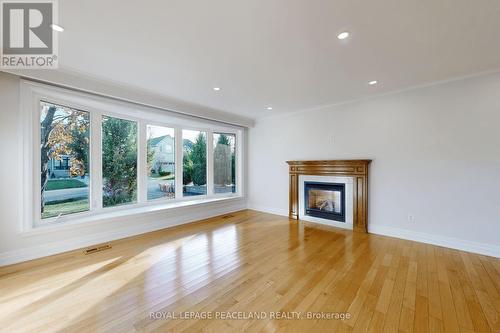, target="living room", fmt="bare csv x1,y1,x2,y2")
0,1,499,332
